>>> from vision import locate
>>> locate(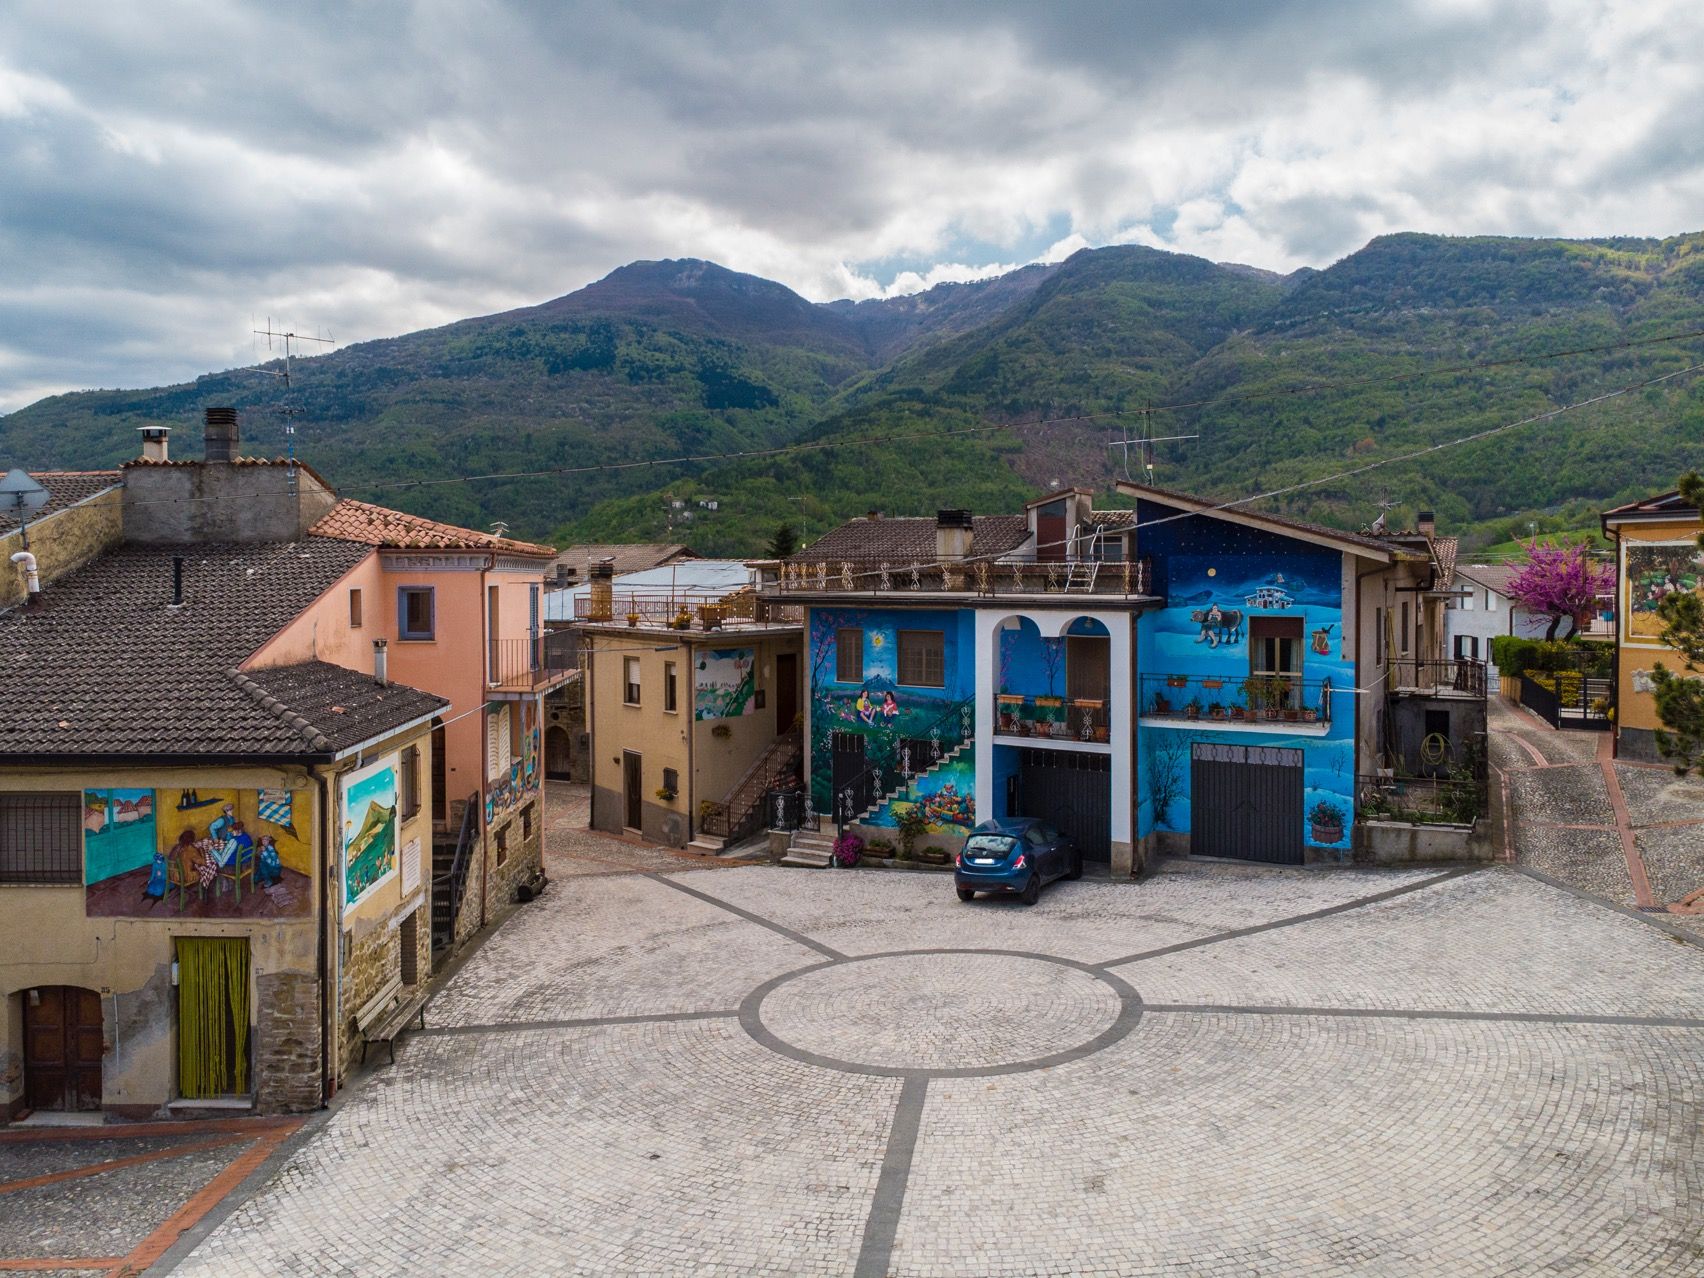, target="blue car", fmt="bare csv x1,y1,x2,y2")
954,818,1082,906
